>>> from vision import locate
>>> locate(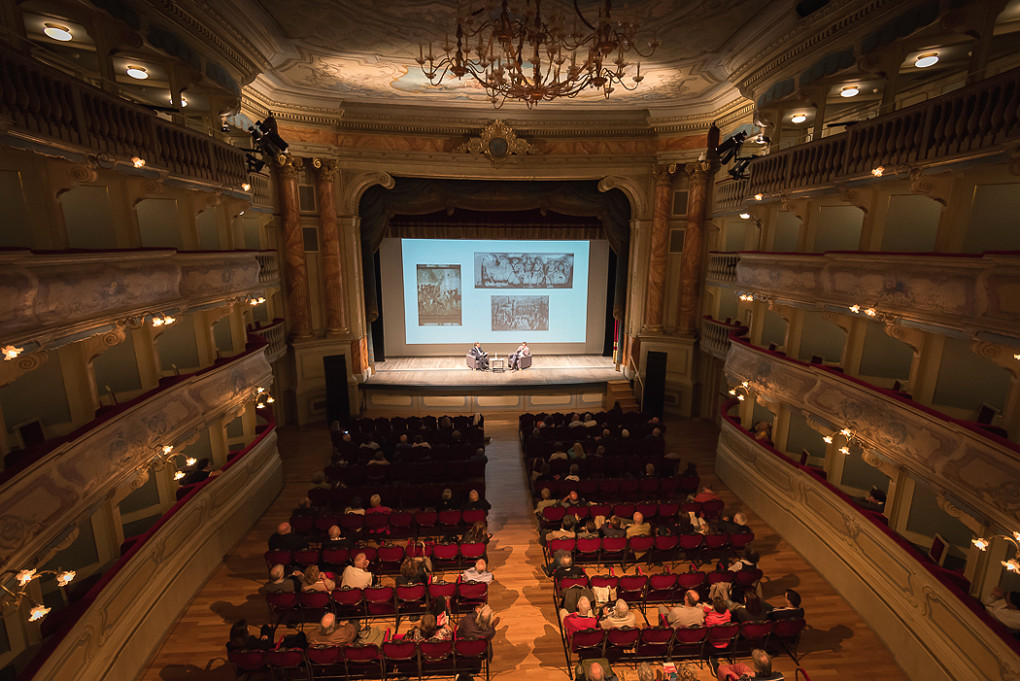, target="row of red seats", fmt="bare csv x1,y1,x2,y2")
311,482,487,511
545,533,753,570
290,508,488,538
265,540,488,574
326,458,487,485
538,499,724,526
554,569,764,608
533,475,700,501
229,636,491,681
